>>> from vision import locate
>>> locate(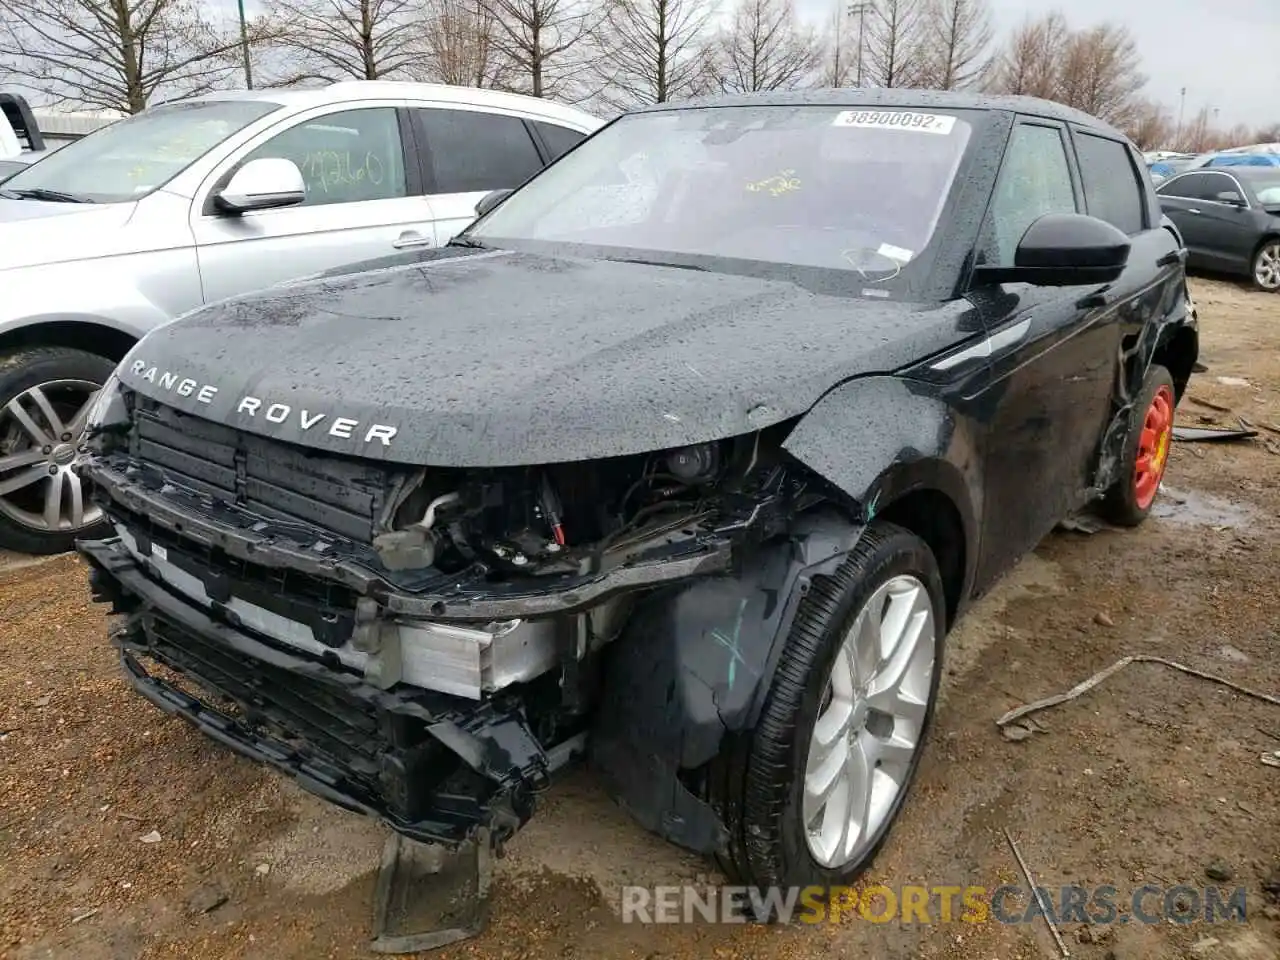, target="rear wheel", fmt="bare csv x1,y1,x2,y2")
0,347,115,554
1254,239,1280,292
1099,364,1176,527
713,521,945,893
